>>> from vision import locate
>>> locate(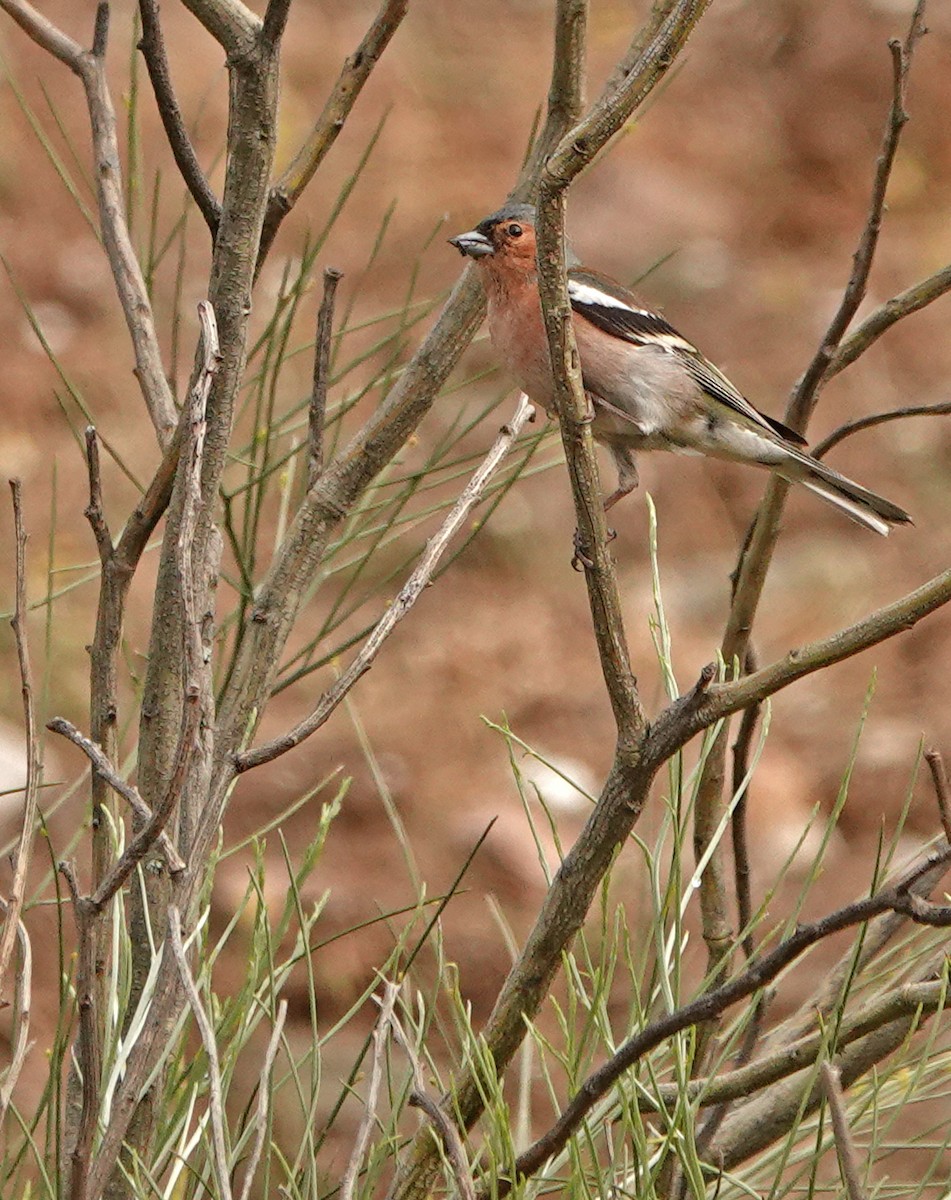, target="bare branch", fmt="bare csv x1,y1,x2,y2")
0,0,84,71
730,650,760,961
83,427,113,565
813,400,951,460
236,1000,288,1200
695,565,951,738
497,846,951,1194
0,911,31,1125
691,6,931,991
169,906,233,1200
392,1015,476,1200
0,481,42,1002
926,749,951,845
138,0,221,238
179,0,260,57
78,47,178,446
822,1063,870,1200
58,859,101,1200
340,980,401,1200
91,304,218,904
540,0,710,190
235,393,536,773
258,0,408,263
628,977,947,1115
308,267,343,490
827,263,951,379
788,2,926,428
261,0,293,48
46,717,185,873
